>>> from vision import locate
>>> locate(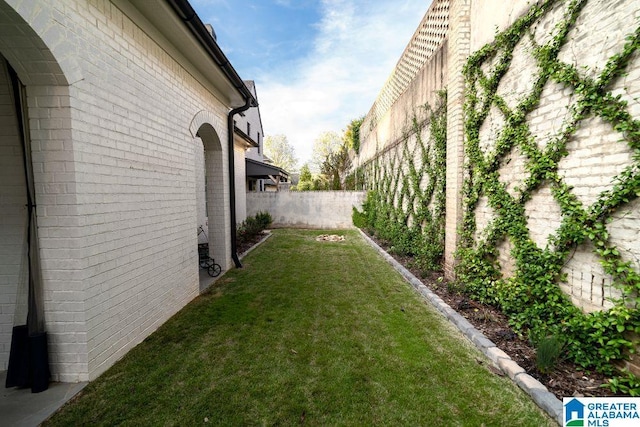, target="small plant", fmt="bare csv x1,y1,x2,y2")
602,369,640,396
535,335,565,374
255,211,273,229
352,205,368,229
